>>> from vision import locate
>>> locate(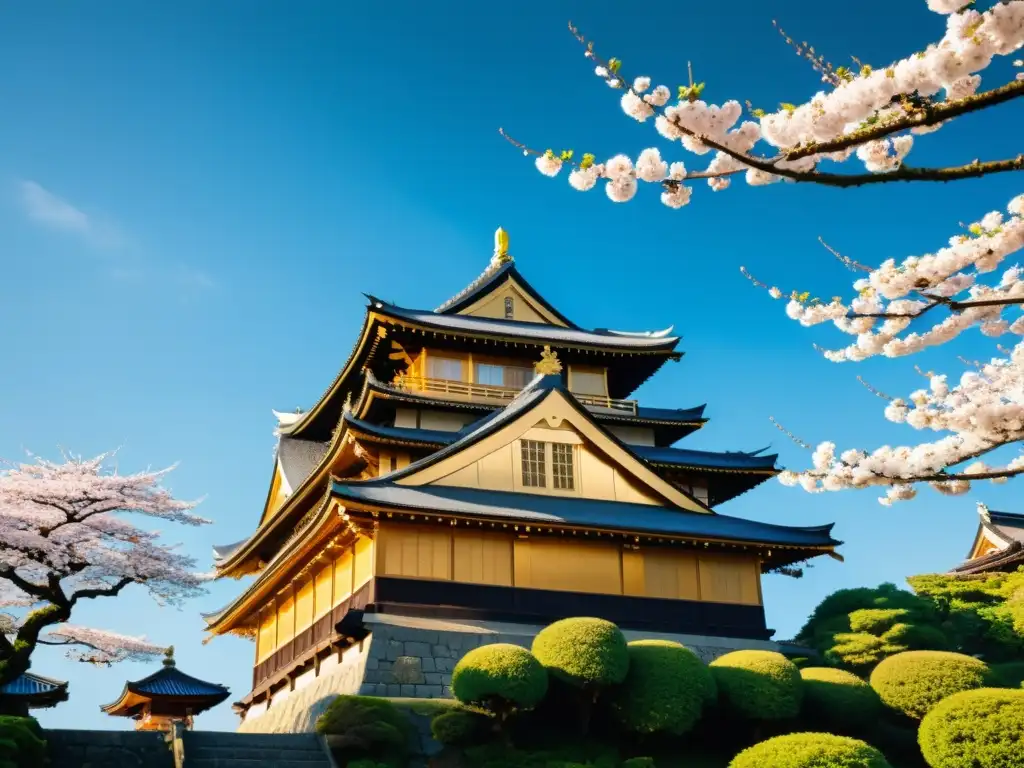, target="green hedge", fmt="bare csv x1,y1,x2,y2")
452,643,548,713
729,732,892,768
531,618,629,691
609,640,714,736
868,650,990,720
799,667,882,733
315,695,411,766
989,660,1024,688
0,718,44,768
918,687,1024,768
430,709,488,746
709,650,802,720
